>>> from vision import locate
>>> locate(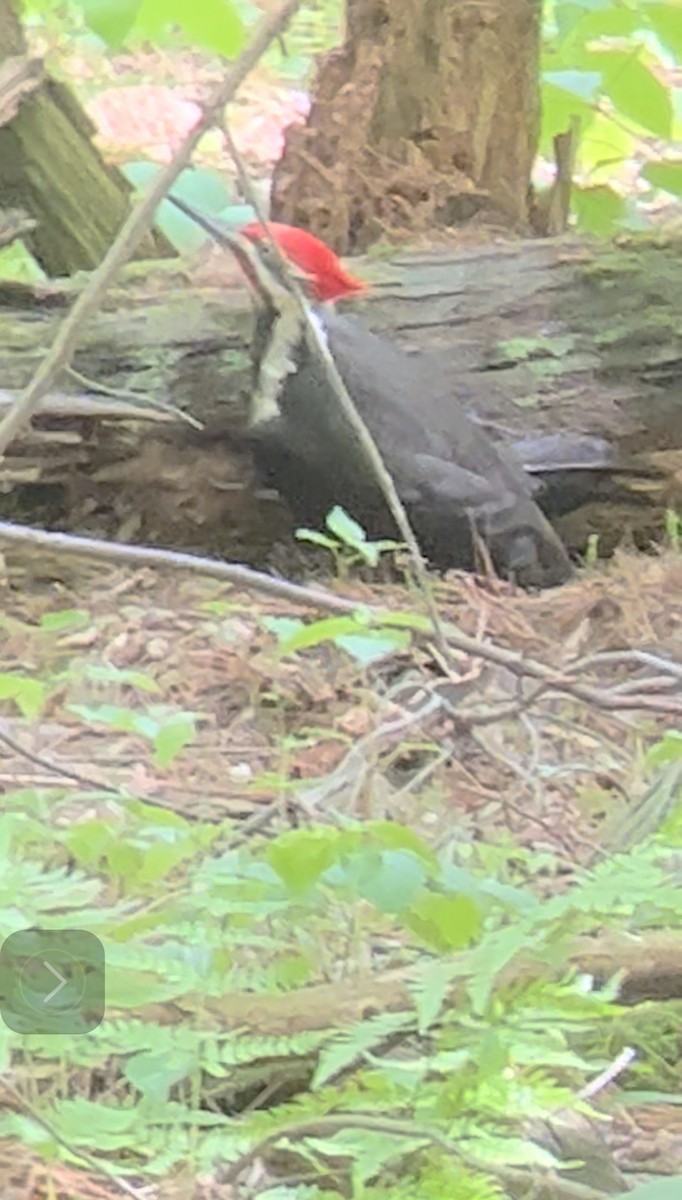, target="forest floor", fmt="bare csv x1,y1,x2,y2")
3,547,680,875
1,545,681,1200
